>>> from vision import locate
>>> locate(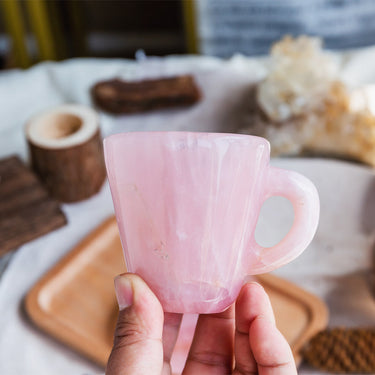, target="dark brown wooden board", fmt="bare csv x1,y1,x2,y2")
0,155,67,255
